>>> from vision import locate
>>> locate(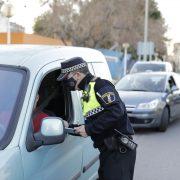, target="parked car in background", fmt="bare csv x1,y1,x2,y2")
0,45,112,180
130,61,173,74
116,72,180,131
